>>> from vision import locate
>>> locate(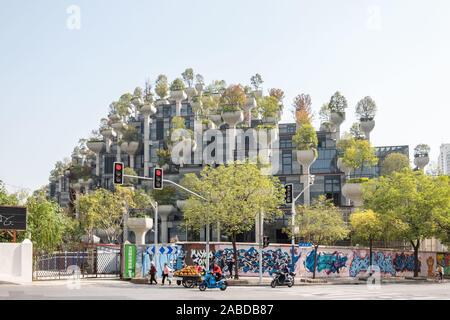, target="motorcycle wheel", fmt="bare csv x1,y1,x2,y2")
220,281,227,291
287,280,293,288
199,284,207,291
271,280,277,288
